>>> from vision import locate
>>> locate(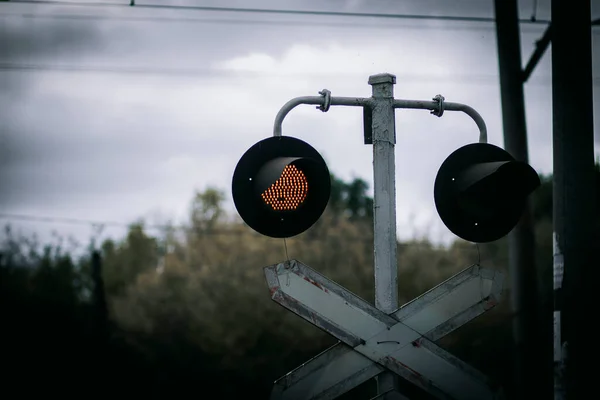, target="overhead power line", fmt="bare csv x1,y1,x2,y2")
0,212,273,237
6,61,600,87
2,61,581,86
5,0,552,25
0,212,460,248
0,212,319,237
0,212,166,230
0,12,543,32
0,62,231,76
0,61,499,80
